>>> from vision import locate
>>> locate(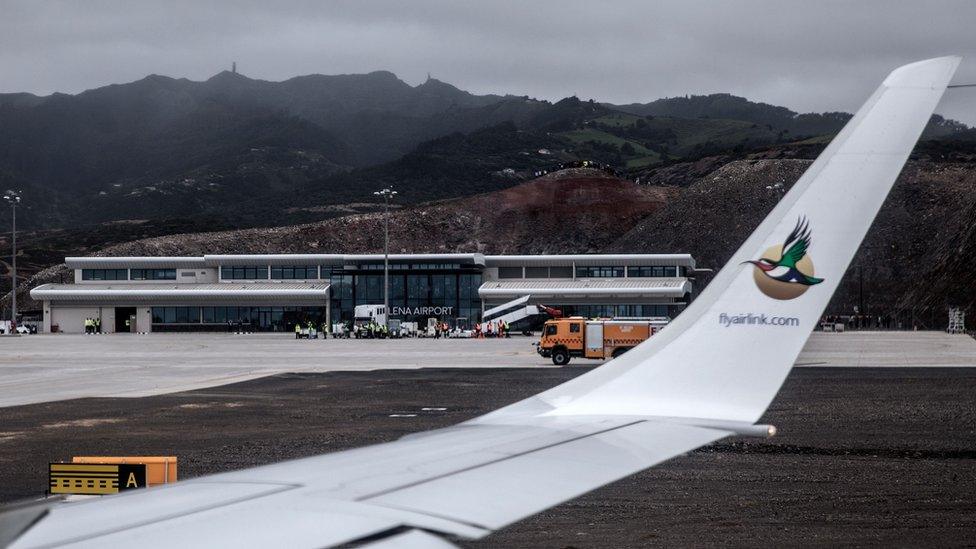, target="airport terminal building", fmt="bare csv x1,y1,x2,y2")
30,253,698,333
